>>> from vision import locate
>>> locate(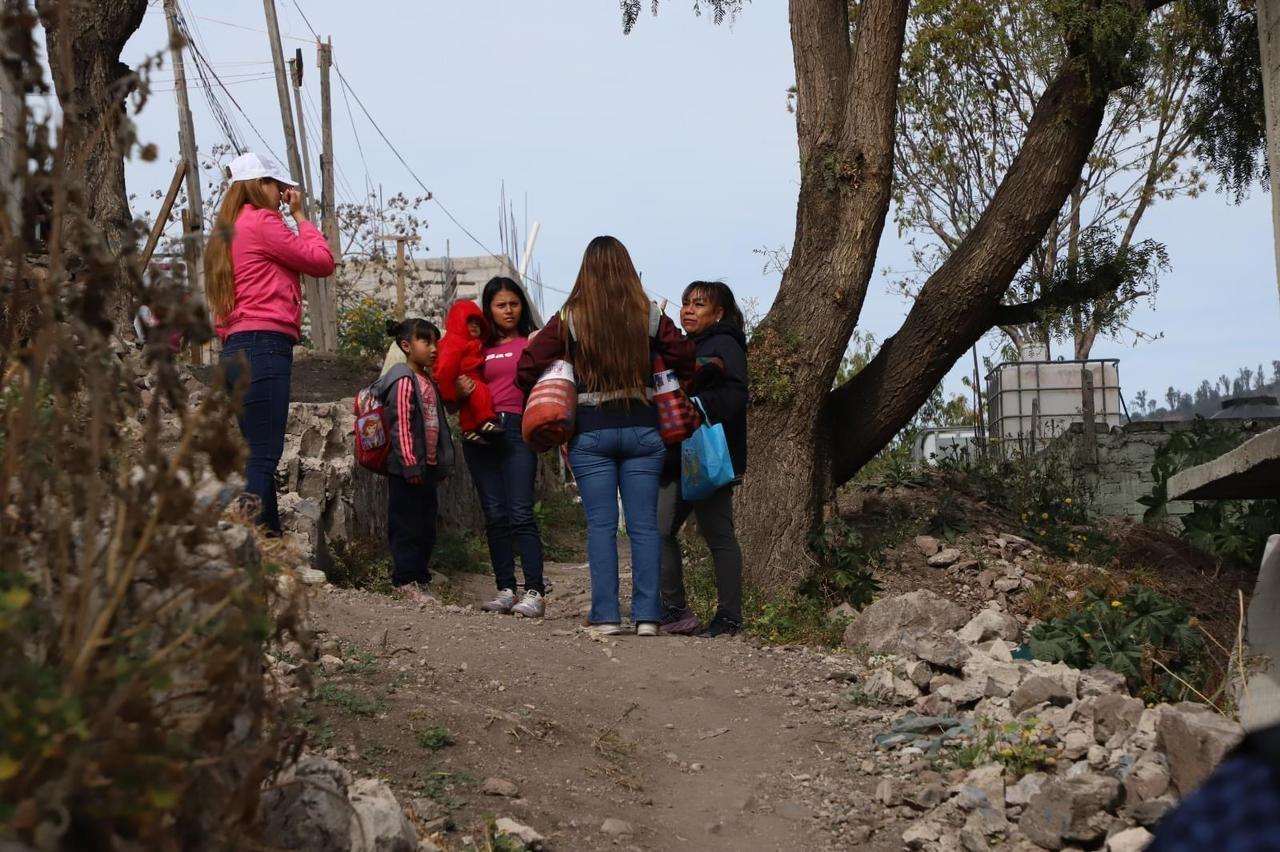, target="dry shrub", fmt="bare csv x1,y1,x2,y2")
1,9,310,849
